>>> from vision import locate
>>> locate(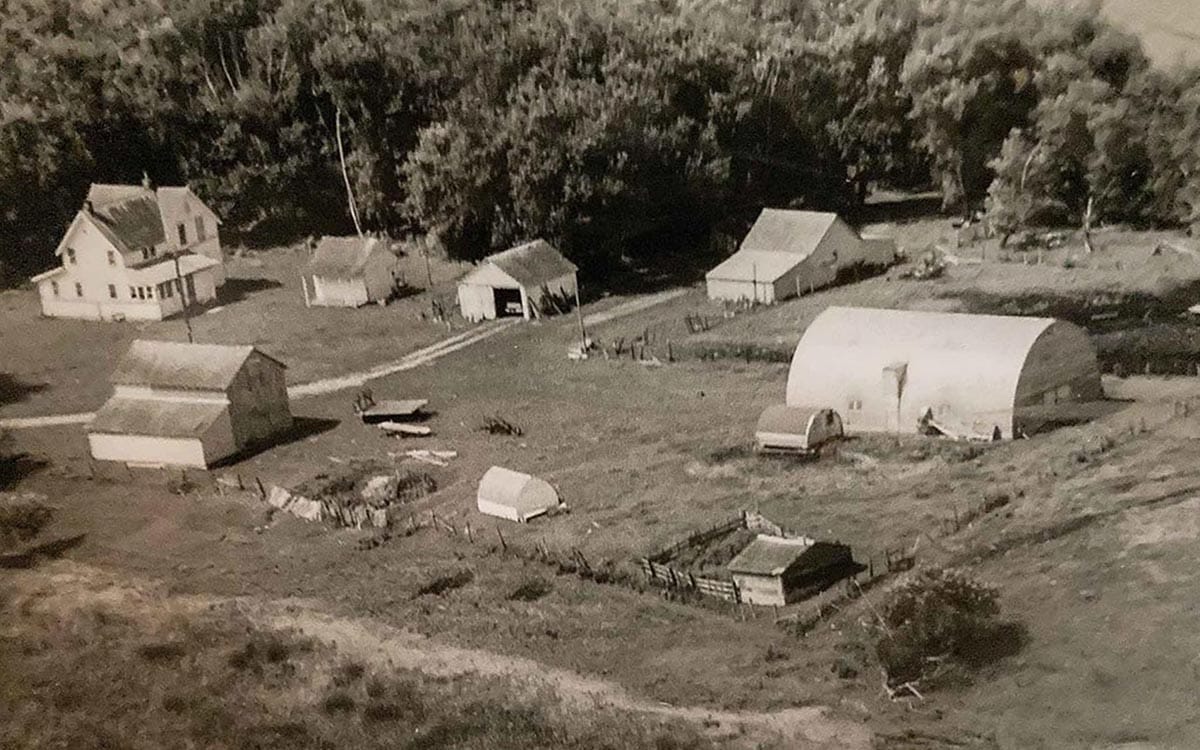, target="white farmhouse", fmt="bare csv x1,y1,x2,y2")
88,339,293,469
30,181,225,321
